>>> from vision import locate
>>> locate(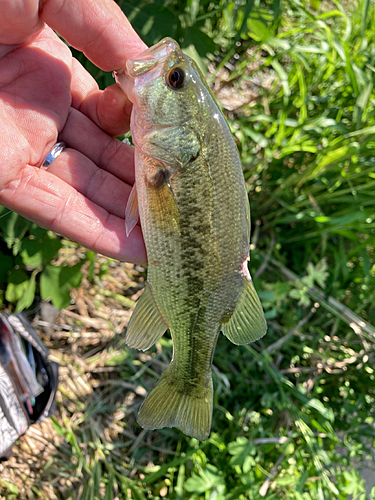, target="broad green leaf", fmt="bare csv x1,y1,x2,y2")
5,269,29,303
183,27,216,58
228,437,256,468
15,269,37,312
20,236,62,268
122,3,178,46
243,454,256,473
184,465,224,493
301,259,329,288
265,308,278,319
40,263,83,309
0,210,30,254
248,18,271,42
289,289,311,307
276,473,298,486
341,469,366,495
0,251,13,283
